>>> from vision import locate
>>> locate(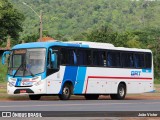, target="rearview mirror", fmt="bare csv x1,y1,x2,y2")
51,54,55,62
2,51,10,65
48,48,58,69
